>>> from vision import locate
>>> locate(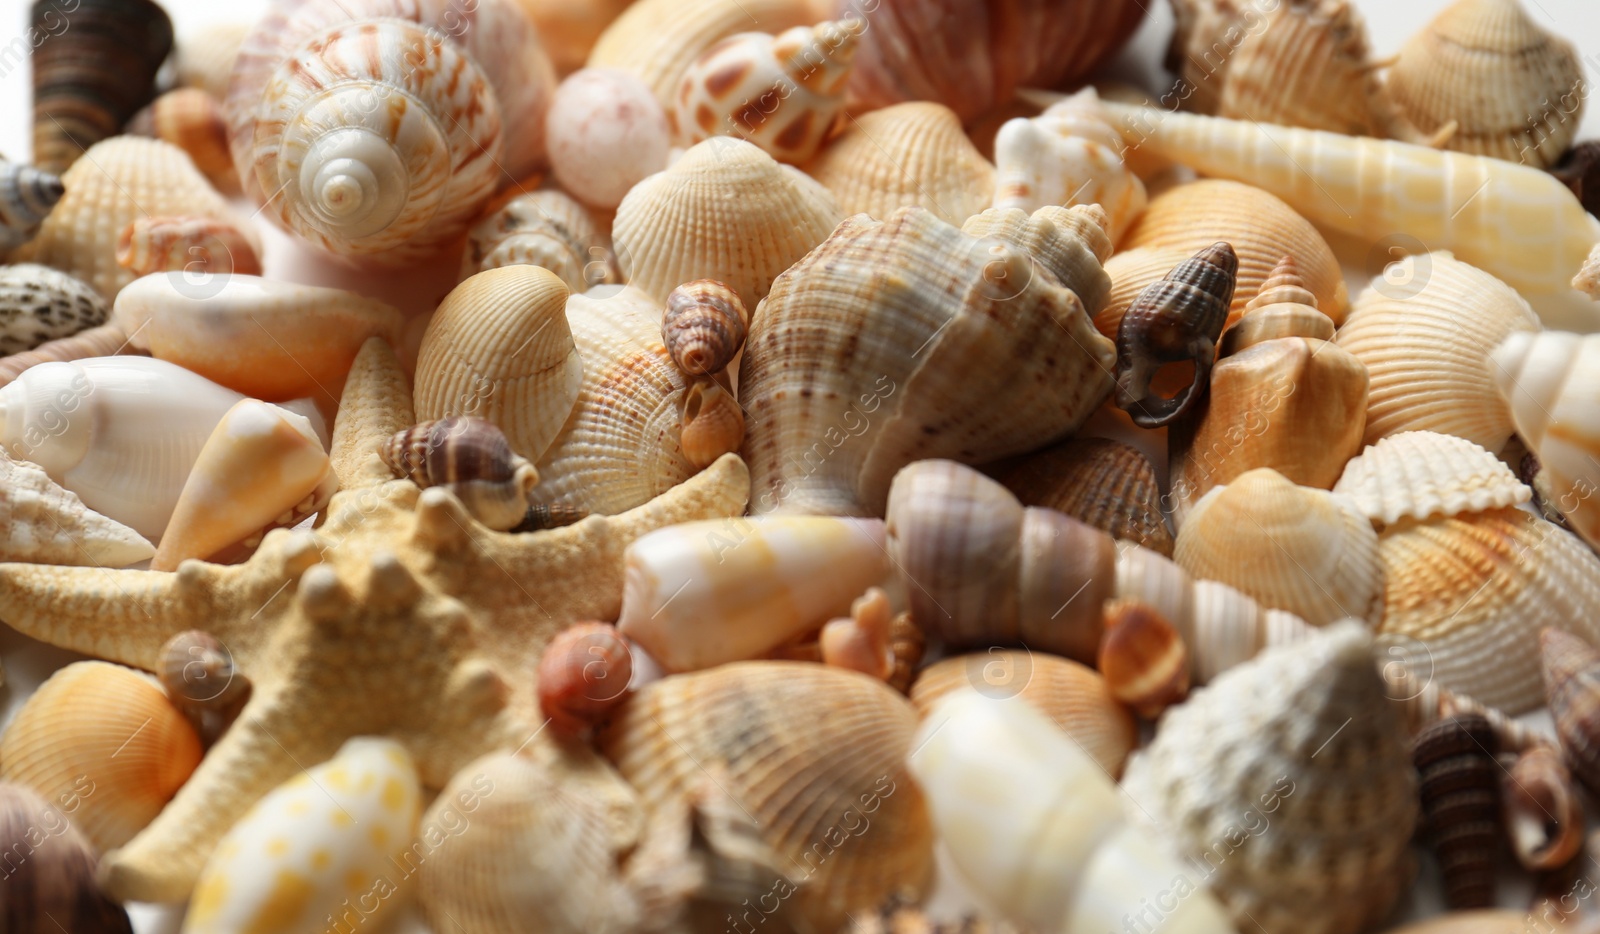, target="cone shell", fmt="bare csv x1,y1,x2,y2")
1413,713,1501,909
536,623,634,739
114,215,263,278
1541,628,1600,795
1378,507,1600,713
415,266,584,464
126,89,241,196
598,662,935,931
0,263,108,357
1333,431,1531,527
381,417,540,531
0,661,202,852
1121,623,1418,934
1337,251,1539,451
662,279,748,377
910,652,1138,777
0,782,134,933
460,190,618,291
0,449,153,567
808,102,996,226
0,158,65,253
546,67,674,211
613,137,840,306
177,21,251,101
987,437,1172,556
